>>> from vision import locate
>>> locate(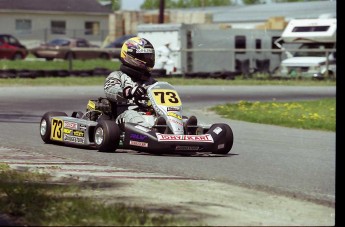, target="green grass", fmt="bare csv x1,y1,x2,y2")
161,77,336,86
0,59,120,71
0,164,188,226
0,59,336,86
0,76,336,87
210,98,335,131
0,76,107,86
